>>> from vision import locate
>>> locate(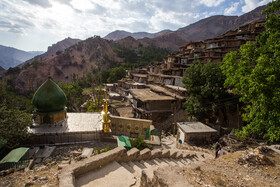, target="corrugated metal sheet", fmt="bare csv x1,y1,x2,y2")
0,147,29,163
